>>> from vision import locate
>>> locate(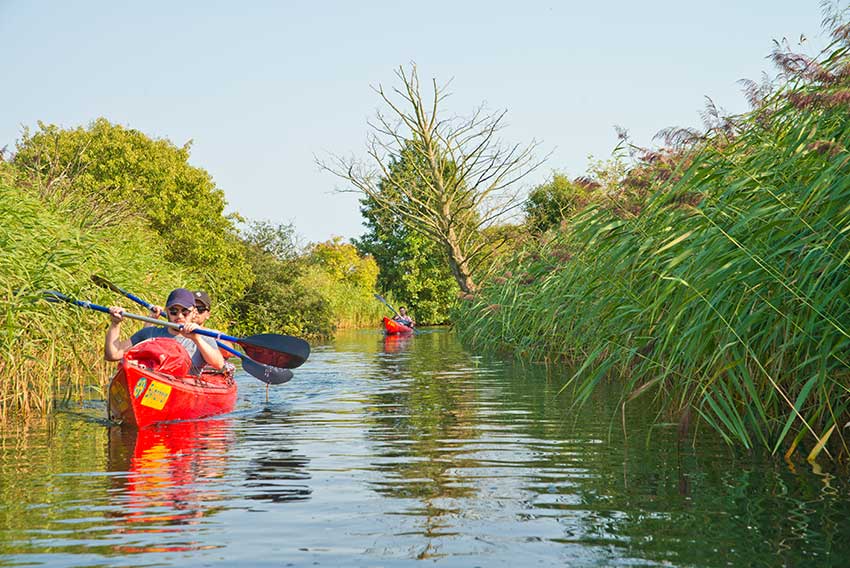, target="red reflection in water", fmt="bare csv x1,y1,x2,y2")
383,334,413,354
107,418,235,554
